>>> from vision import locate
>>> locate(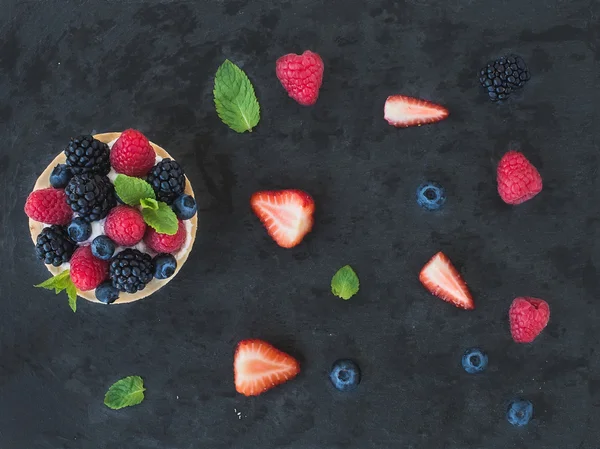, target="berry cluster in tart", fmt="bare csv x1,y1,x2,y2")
26,130,198,305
